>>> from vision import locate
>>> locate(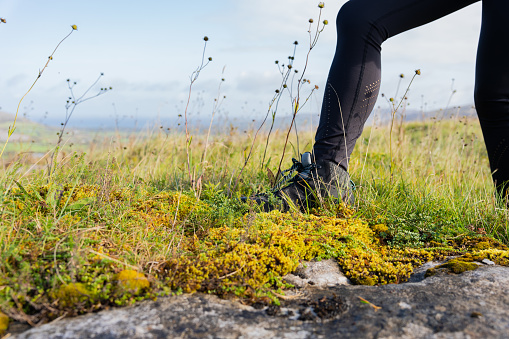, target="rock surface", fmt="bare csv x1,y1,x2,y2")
283,259,351,288
11,263,509,339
